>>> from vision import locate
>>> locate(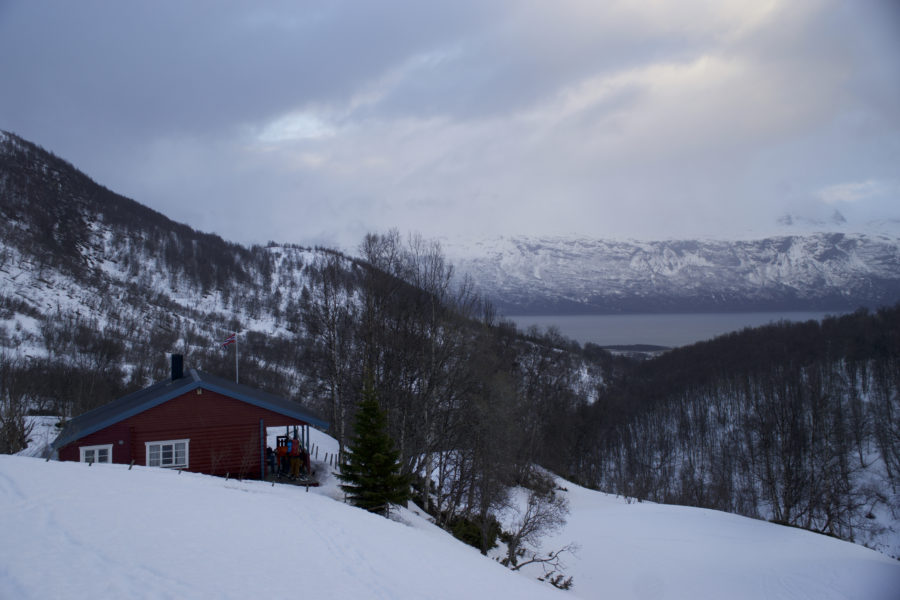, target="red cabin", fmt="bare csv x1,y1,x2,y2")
52,355,327,479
